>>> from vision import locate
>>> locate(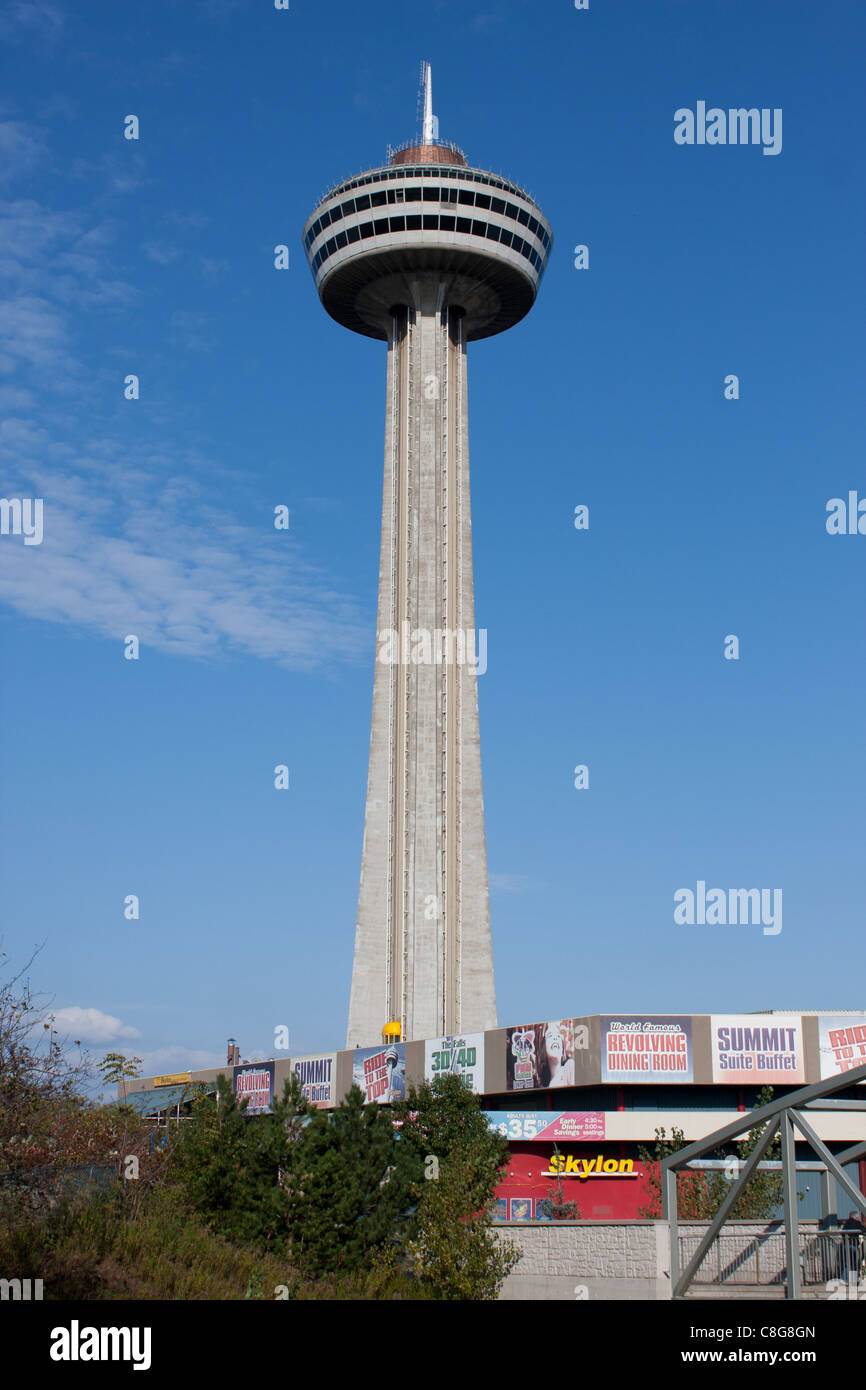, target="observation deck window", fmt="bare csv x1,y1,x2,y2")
371,190,387,207
455,216,471,233
389,216,405,232
440,215,455,232
474,193,491,209
406,214,422,230
457,189,474,206
490,197,505,214
373,217,389,234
